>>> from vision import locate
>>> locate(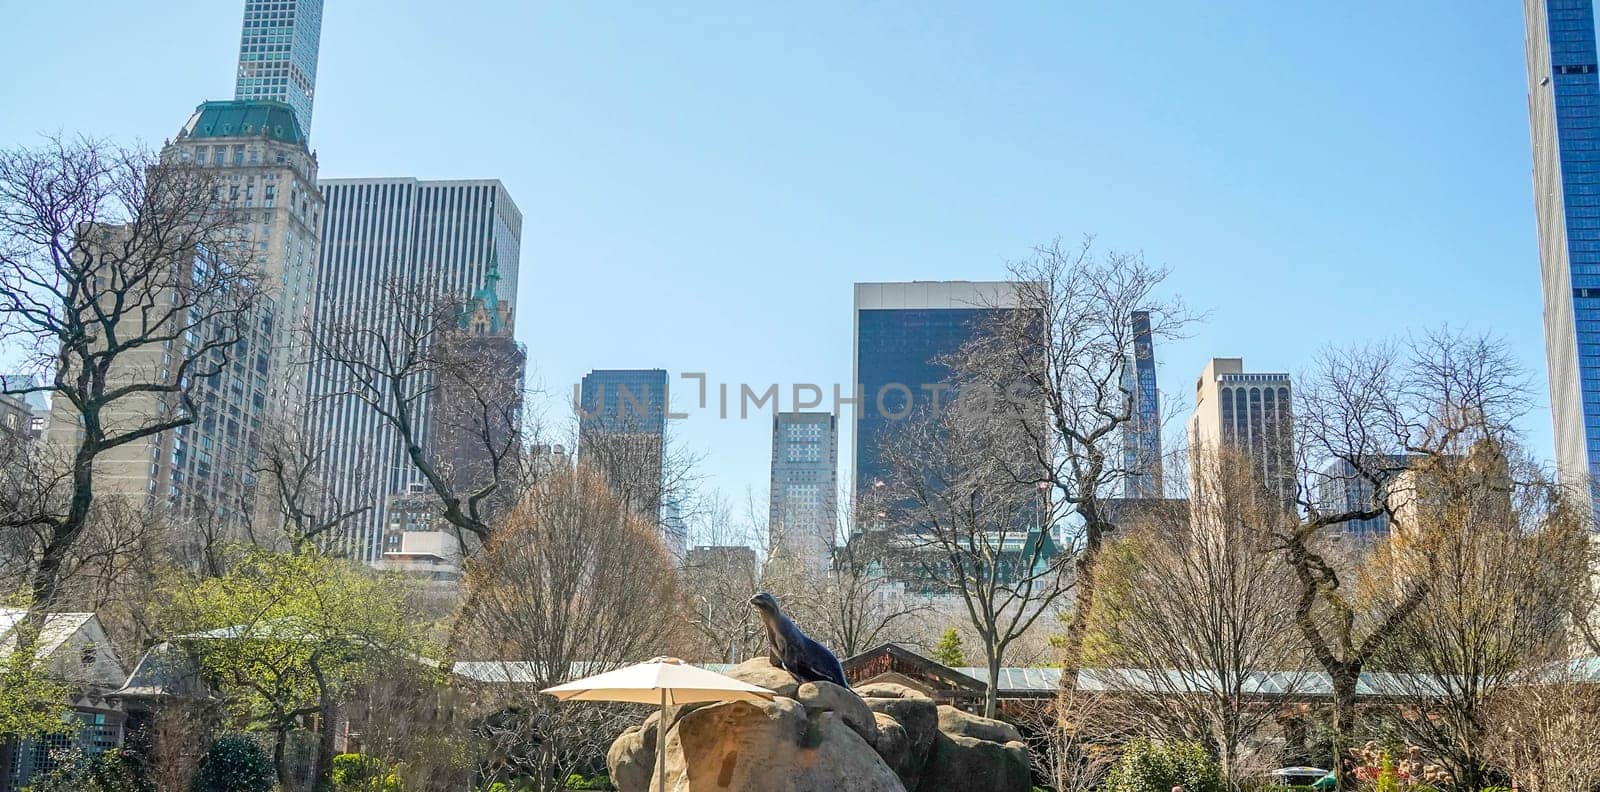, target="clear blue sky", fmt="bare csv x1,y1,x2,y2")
0,1,1552,526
